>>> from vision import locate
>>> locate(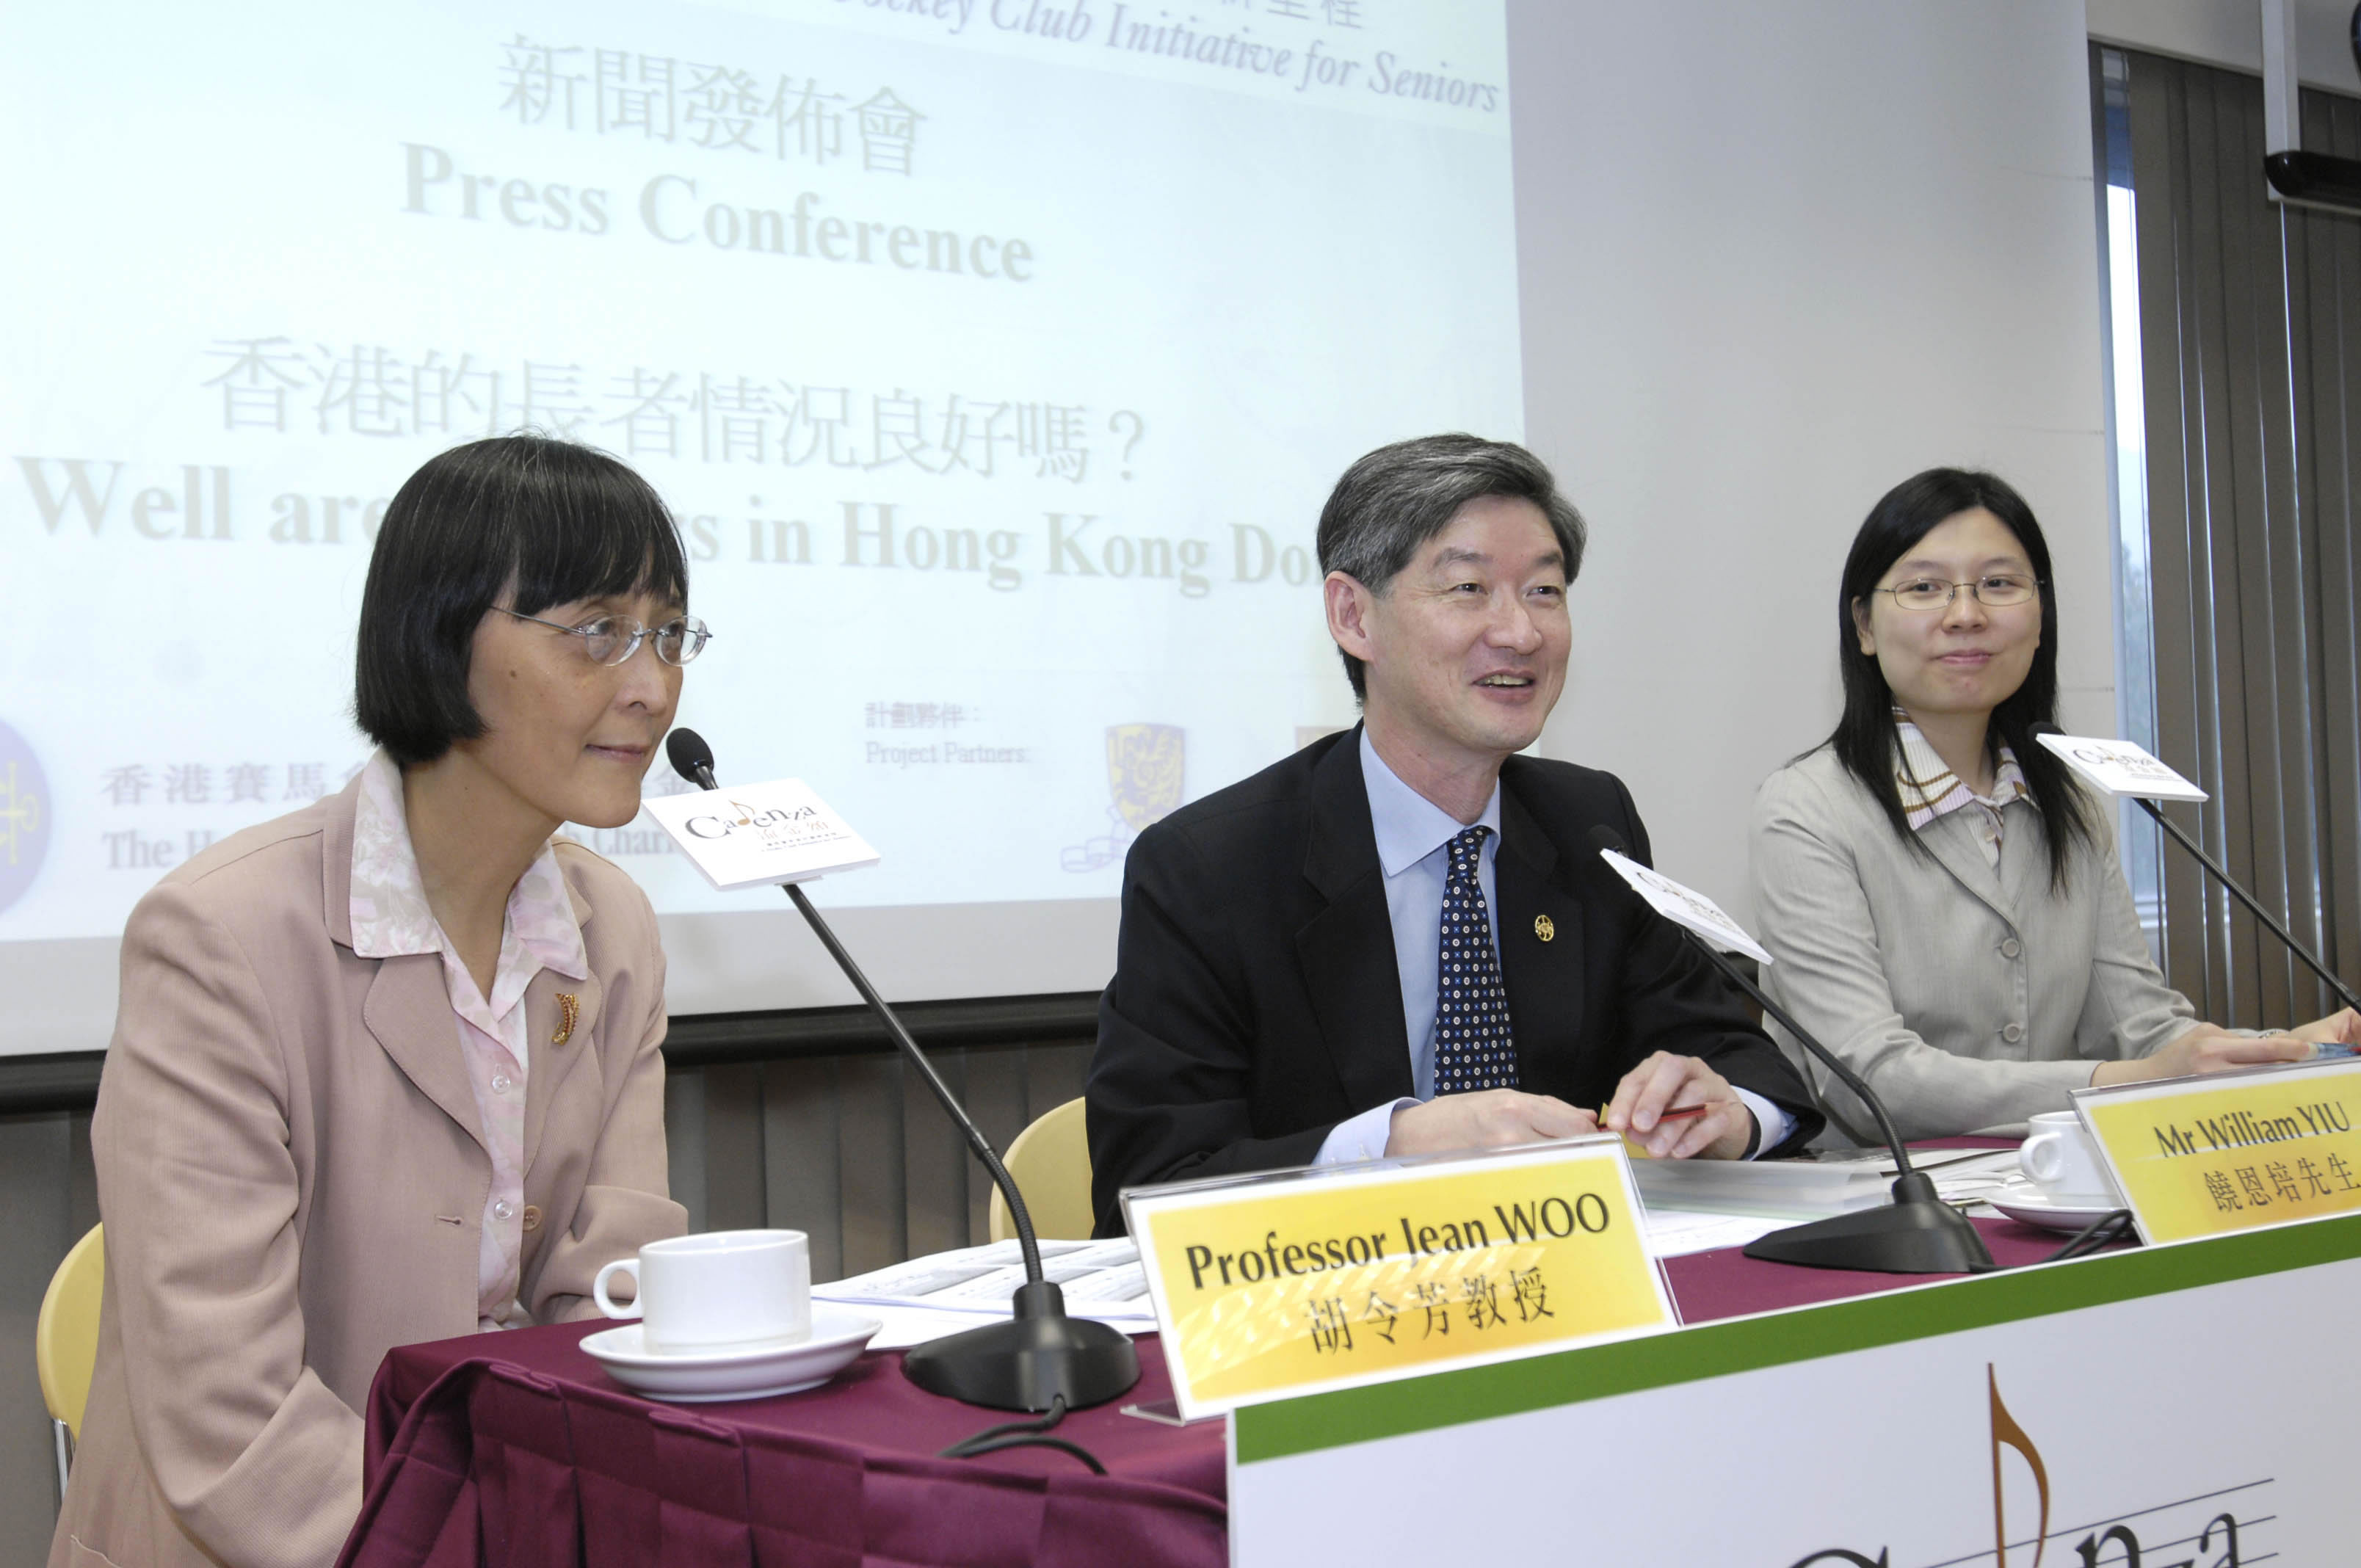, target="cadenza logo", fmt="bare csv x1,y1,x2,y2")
1788,1367,2257,1567
2067,741,2179,780
0,719,50,915
682,796,820,847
